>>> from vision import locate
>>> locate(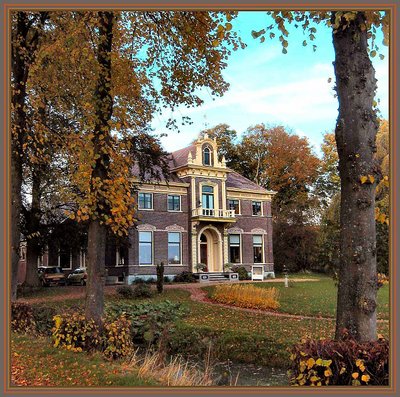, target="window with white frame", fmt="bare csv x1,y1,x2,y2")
116,247,125,266
252,201,262,216
228,199,240,214
58,247,72,269
138,192,153,210
253,235,264,263
228,234,241,264
202,185,214,209
168,195,181,211
139,231,153,265
168,232,181,264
